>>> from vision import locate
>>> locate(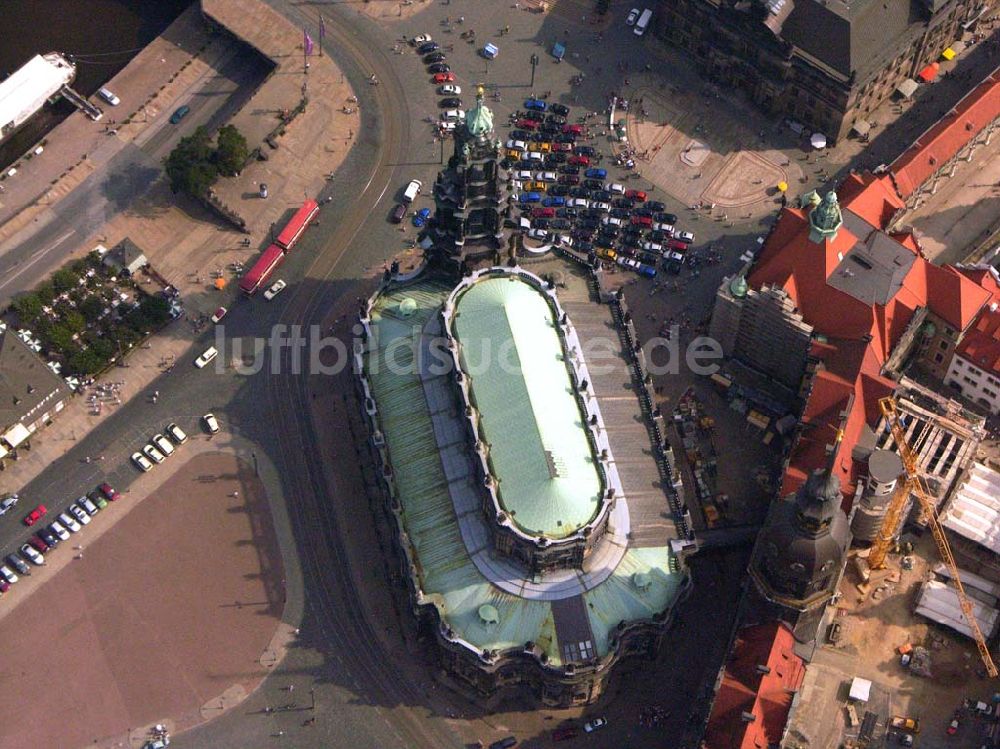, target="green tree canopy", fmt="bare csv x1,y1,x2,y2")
215,125,249,176
11,293,43,324
164,126,218,197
